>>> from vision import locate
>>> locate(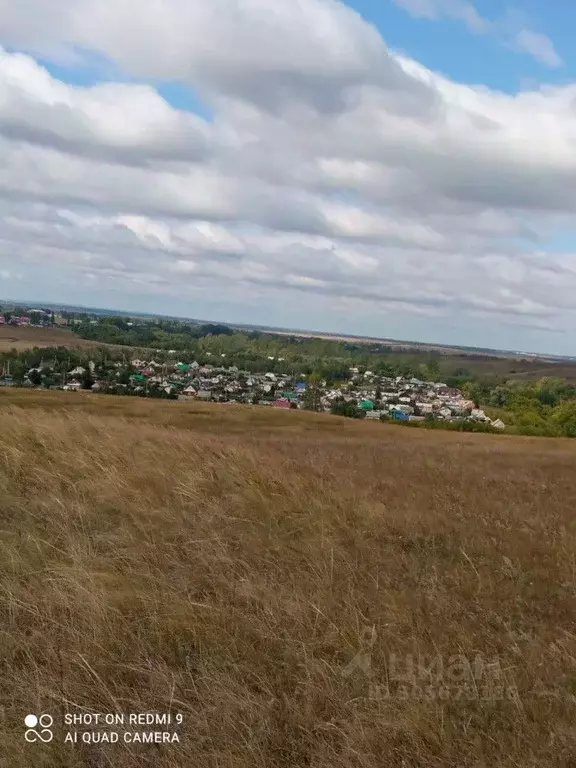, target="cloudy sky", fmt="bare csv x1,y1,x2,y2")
0,0,575,353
